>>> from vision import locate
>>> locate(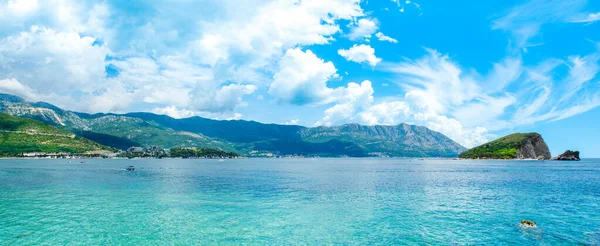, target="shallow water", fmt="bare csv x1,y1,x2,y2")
1,158,599,245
